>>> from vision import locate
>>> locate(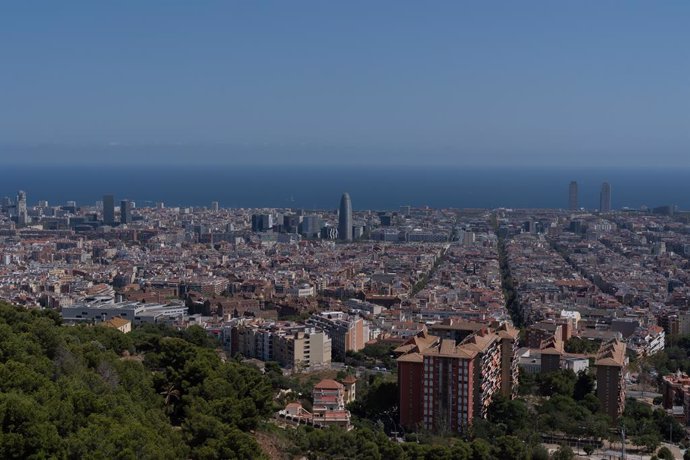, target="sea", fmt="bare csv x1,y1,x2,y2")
1,165,688,211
